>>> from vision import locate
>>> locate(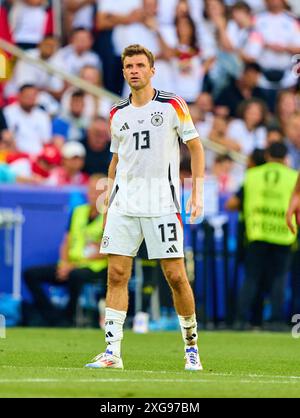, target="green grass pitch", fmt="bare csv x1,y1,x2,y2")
0,328,300,398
